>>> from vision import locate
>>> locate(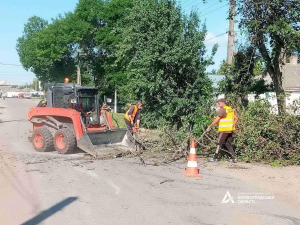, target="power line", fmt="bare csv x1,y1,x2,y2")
0,77,35,78
0,63,23,67
0,74,35,76
200,3,229,17
184,0,224,11
182,0,200,7
199,1,221,13
183,0,200,8
204,32,228,42
181,0,194,6
0,73,35,74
